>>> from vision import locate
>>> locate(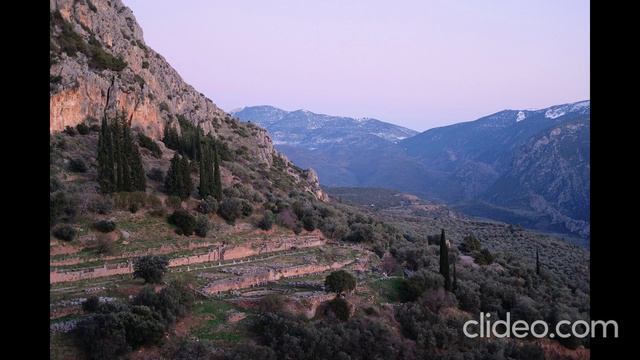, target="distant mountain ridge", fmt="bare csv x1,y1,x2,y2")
233,105,418,148
234,101,590,241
